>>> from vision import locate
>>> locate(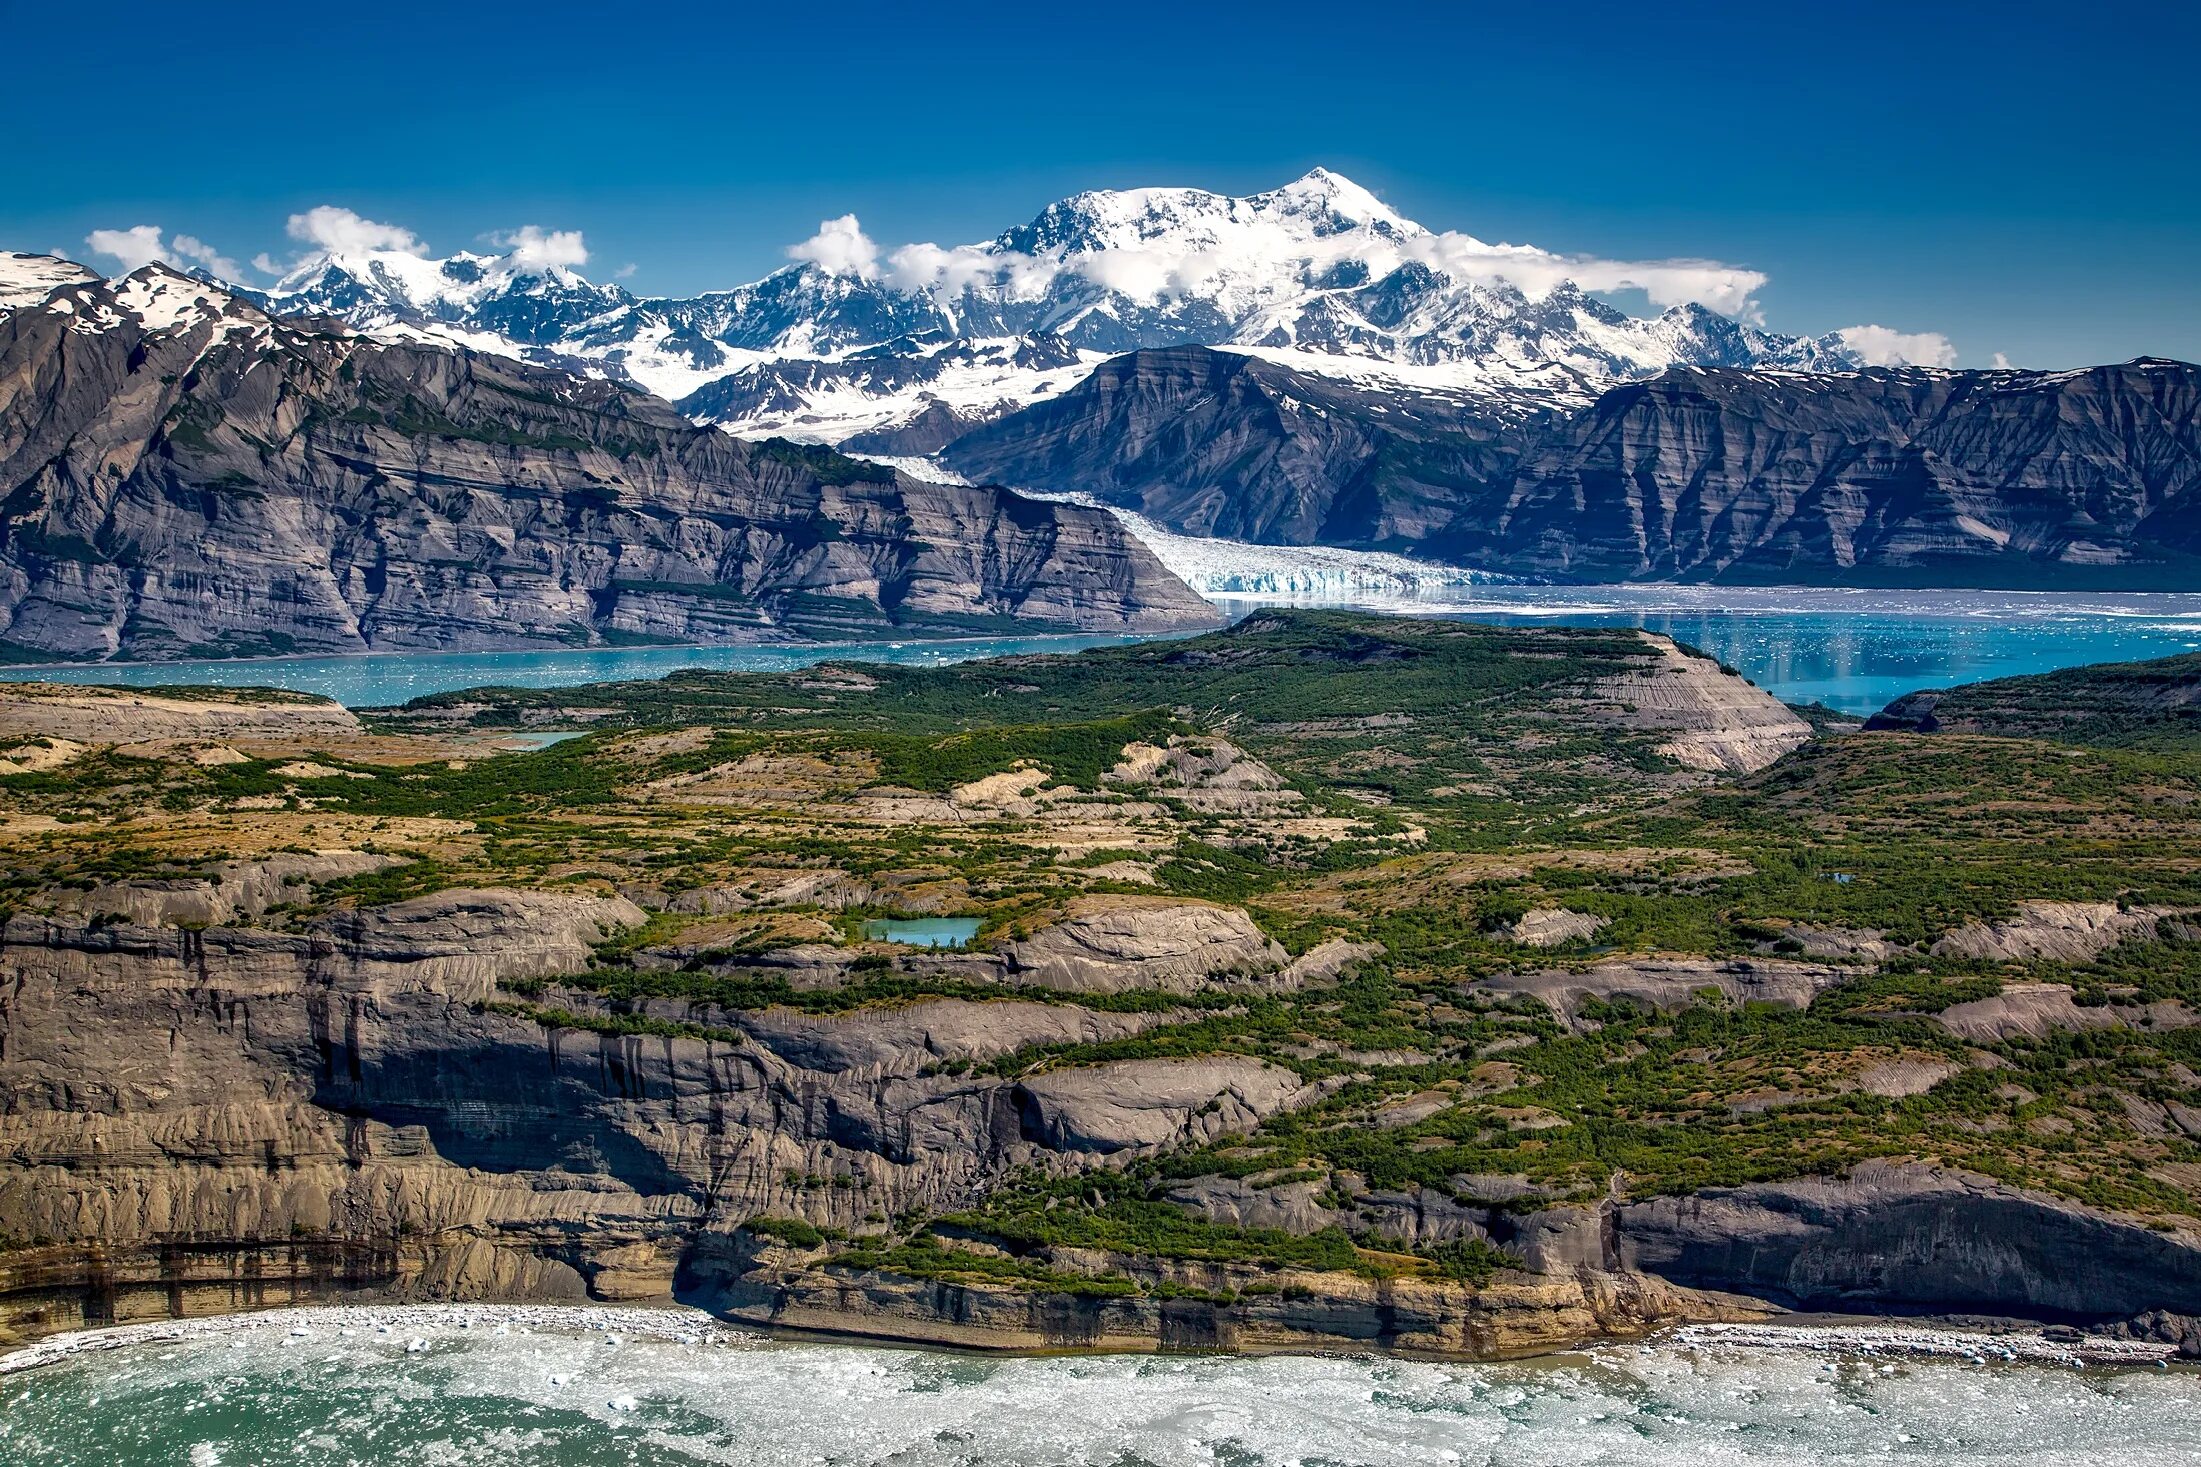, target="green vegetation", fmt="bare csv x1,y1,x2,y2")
9,608,2201,1295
